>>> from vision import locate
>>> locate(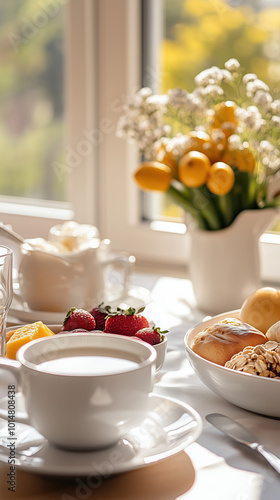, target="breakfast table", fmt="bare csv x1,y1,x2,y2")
0,270,280,500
